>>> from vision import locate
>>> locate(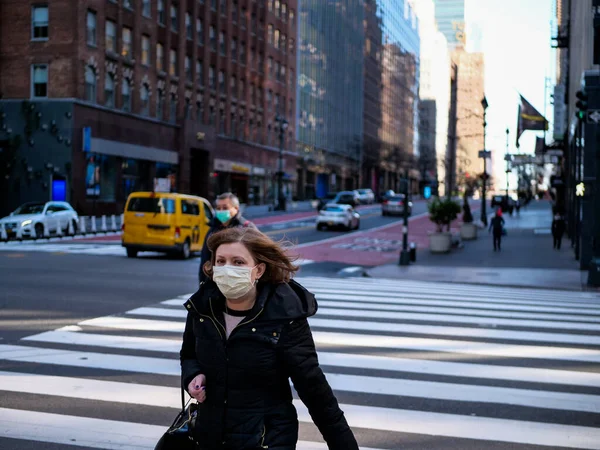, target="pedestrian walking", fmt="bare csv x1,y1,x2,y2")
489,209,505,251
181,227,359,450
551,213,566,250
198,192,255,284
